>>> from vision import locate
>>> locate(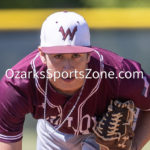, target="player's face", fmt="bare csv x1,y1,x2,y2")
41,52,90,96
